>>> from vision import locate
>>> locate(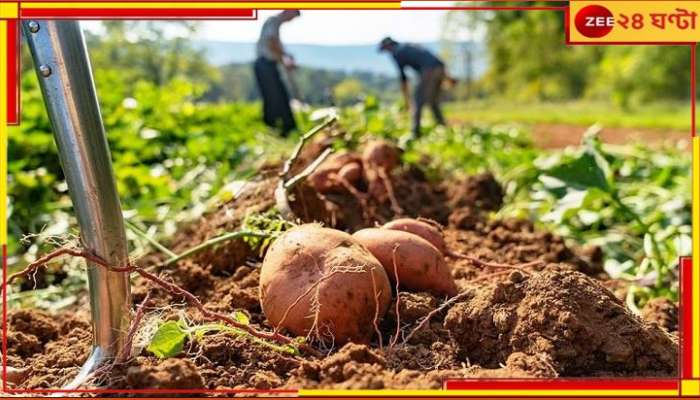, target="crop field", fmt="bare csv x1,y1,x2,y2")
4,69,690,389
